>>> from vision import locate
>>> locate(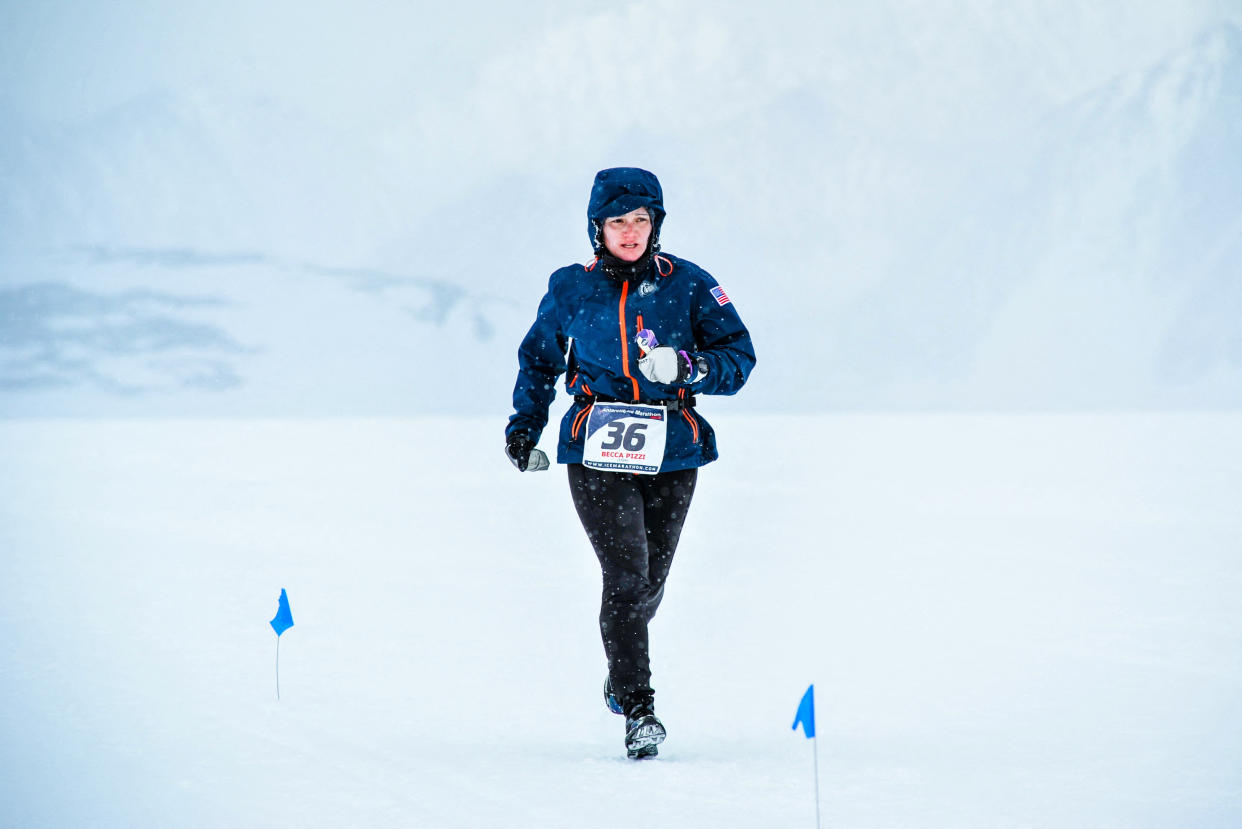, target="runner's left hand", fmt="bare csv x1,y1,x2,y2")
637,346,691,384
